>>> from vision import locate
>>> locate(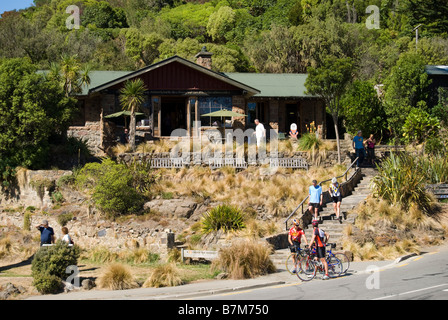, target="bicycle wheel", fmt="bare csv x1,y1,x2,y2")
297,256,316,281
285,253,299,275
334,253,350,274
326,256,342,278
